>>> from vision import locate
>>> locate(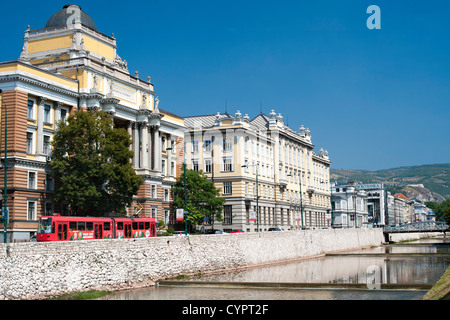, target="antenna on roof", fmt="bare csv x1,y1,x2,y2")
225,98,227,114
260,101,262,114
